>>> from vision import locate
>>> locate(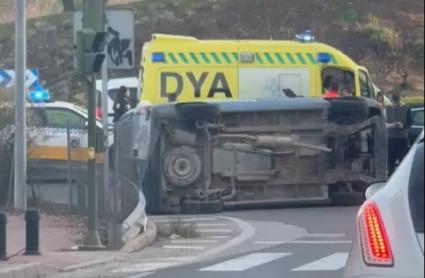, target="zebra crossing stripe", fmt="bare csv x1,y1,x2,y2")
292,253,349,272
200,253,291,272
